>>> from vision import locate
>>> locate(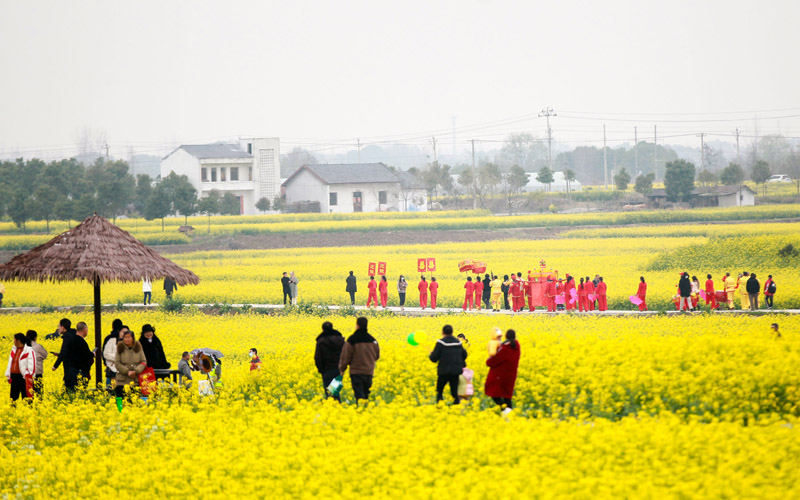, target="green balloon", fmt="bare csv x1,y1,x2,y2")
407,332,419,346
